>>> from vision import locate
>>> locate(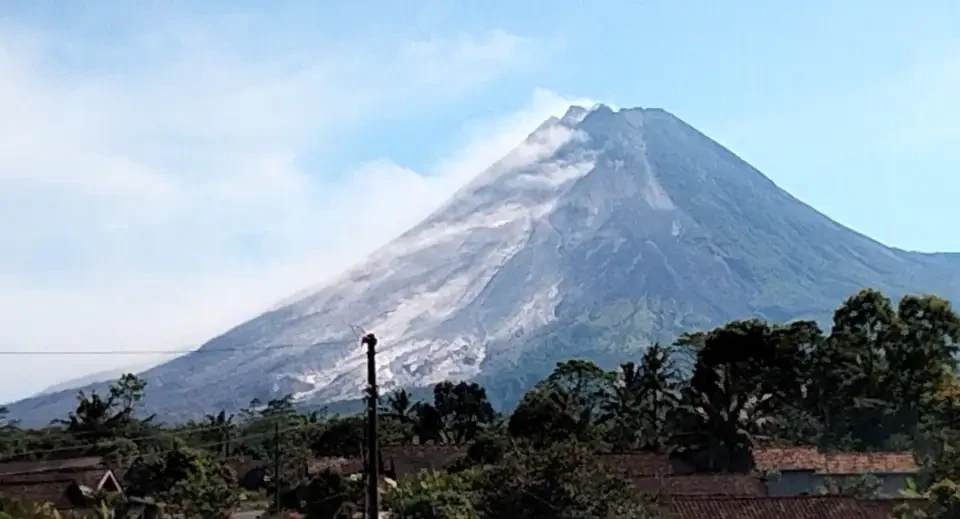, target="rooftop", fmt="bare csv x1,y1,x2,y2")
631,474,768,497
753,447,918,474
666,496,878,519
